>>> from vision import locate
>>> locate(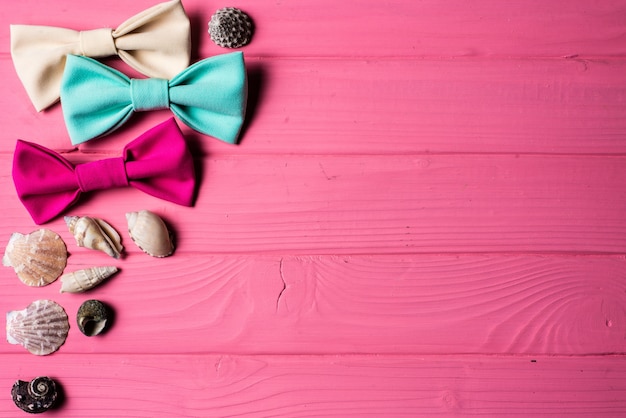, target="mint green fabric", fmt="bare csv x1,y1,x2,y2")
60,52,247,145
